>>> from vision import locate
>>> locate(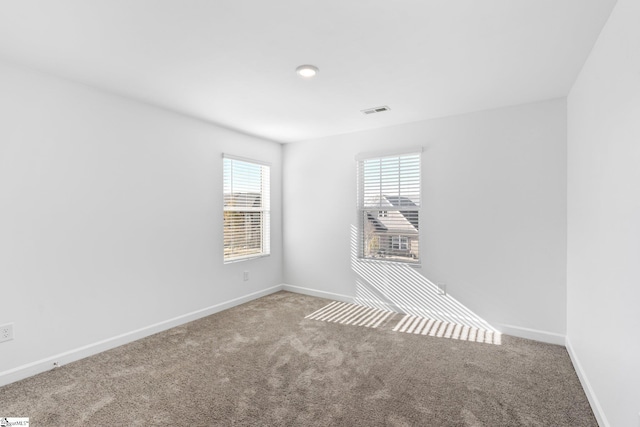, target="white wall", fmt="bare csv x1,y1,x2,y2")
567,0,640,425
0,60,282,383
283,99,567,342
